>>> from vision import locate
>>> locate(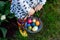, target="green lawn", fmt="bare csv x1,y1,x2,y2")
0,0,60,40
